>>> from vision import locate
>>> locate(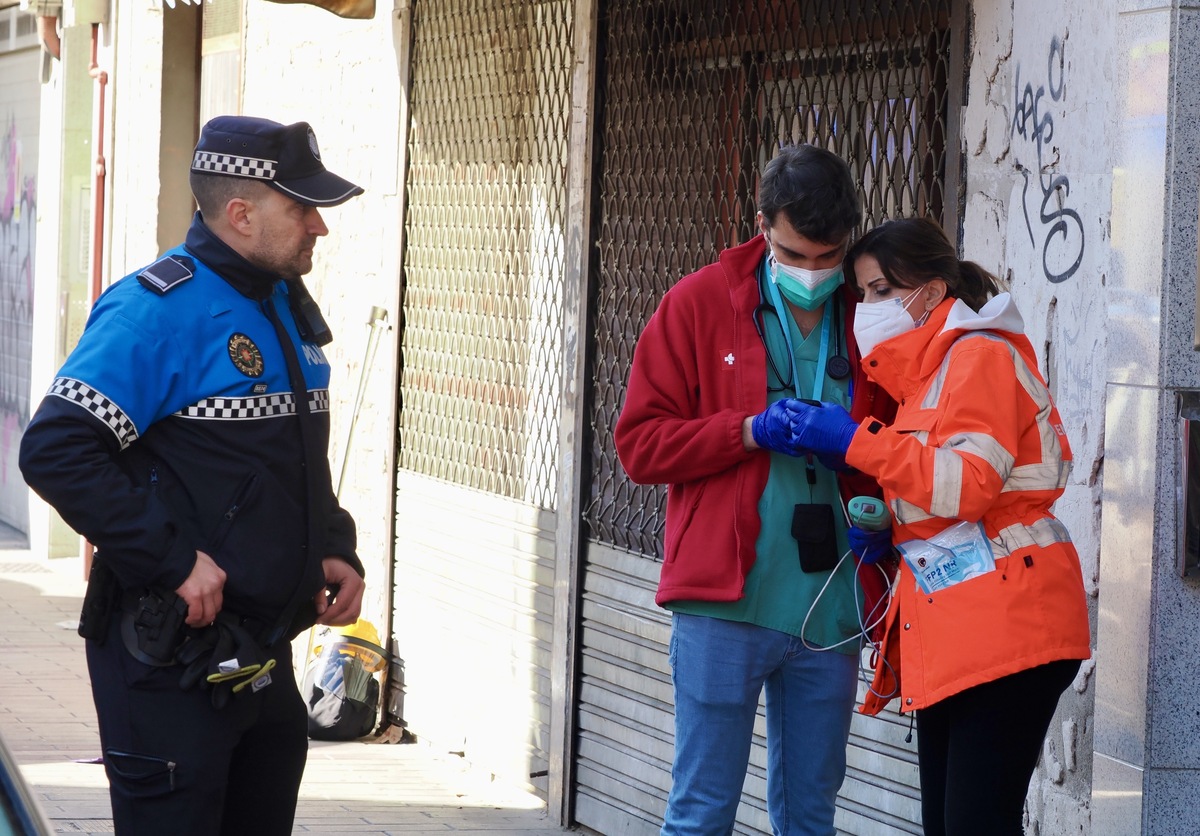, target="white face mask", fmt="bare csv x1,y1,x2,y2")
853,287,924,357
